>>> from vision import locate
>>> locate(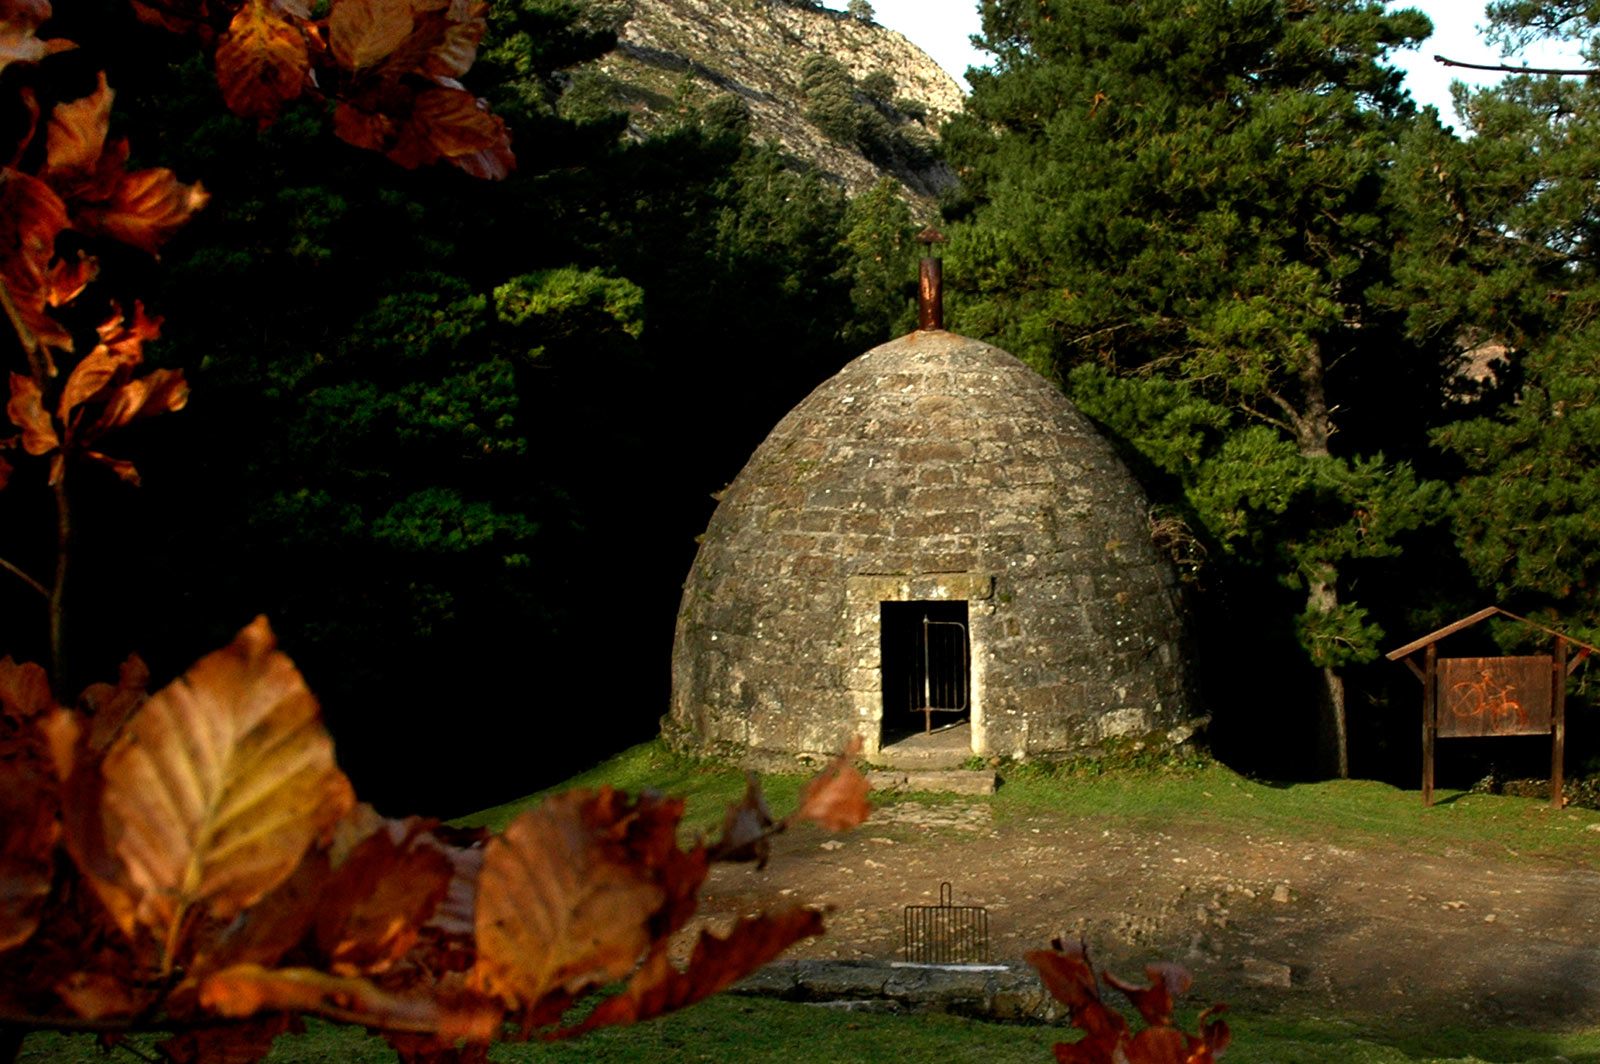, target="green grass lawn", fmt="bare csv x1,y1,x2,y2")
454,740,1600,867
20,745,1600,1063
19,998,1600,1064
